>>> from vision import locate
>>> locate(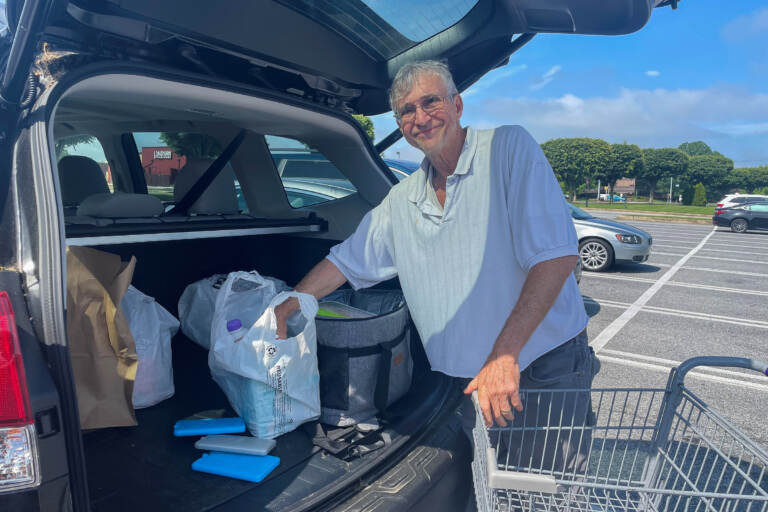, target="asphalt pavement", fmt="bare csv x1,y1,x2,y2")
579,212,768,454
